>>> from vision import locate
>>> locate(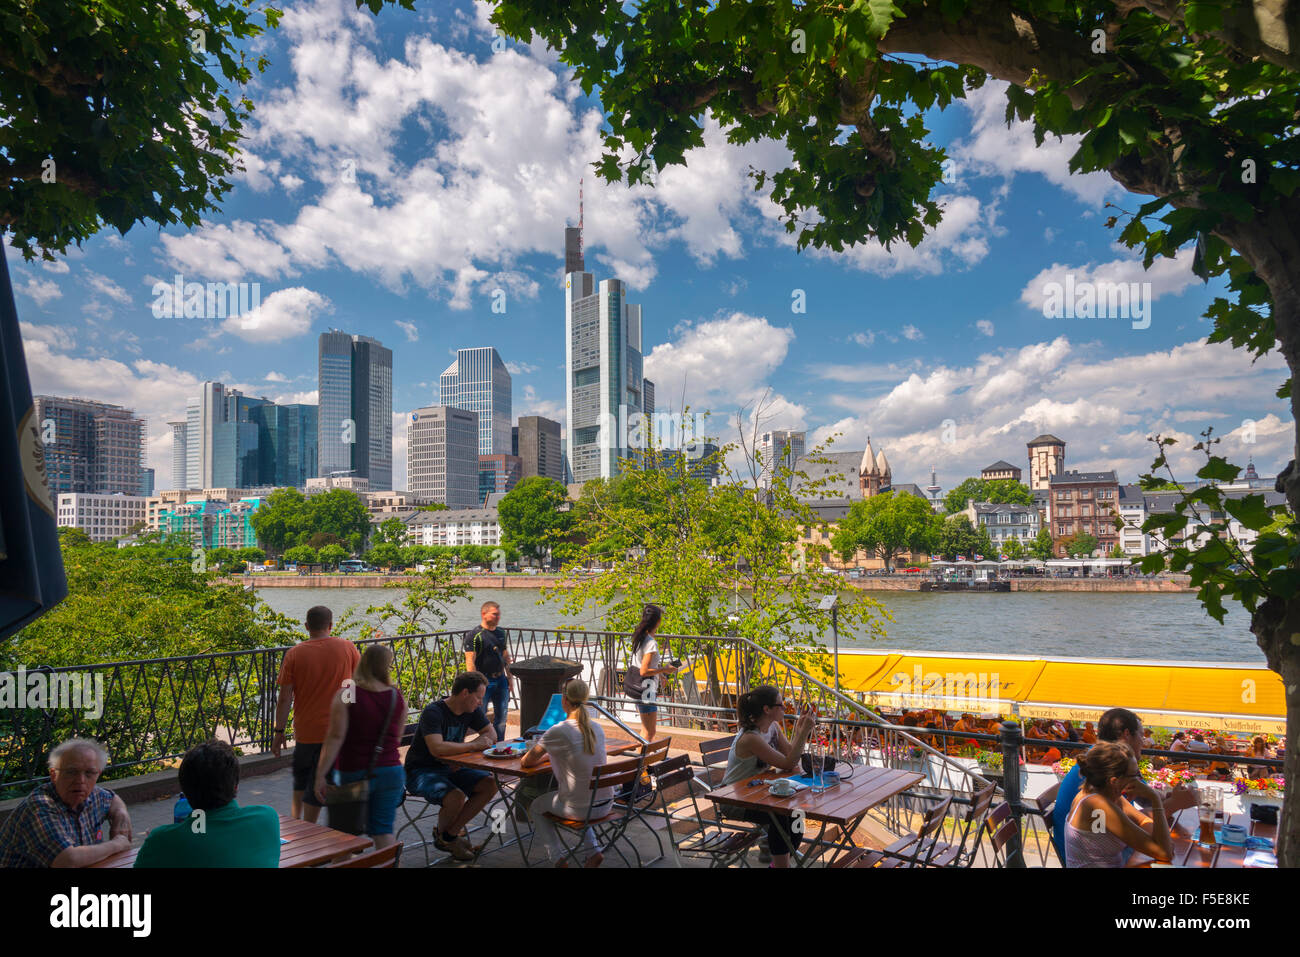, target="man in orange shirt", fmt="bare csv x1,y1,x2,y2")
272,606,360,822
